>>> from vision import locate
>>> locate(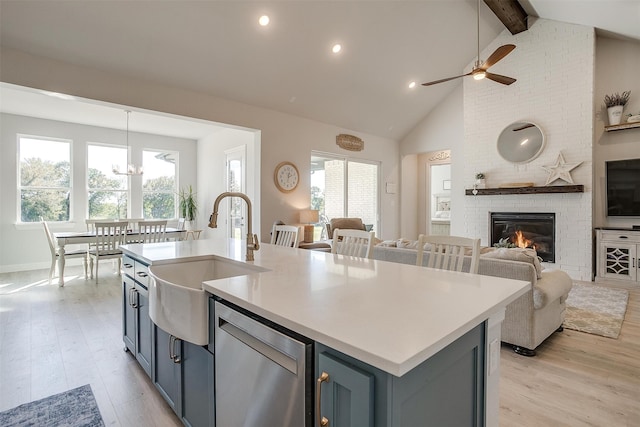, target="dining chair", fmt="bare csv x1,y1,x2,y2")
126,218,145,232
270,224,300,248
416,234,481,274
89,221,128,283
42,219,88,284
138,220,168,243
331,228,375,259
85,218,119,232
